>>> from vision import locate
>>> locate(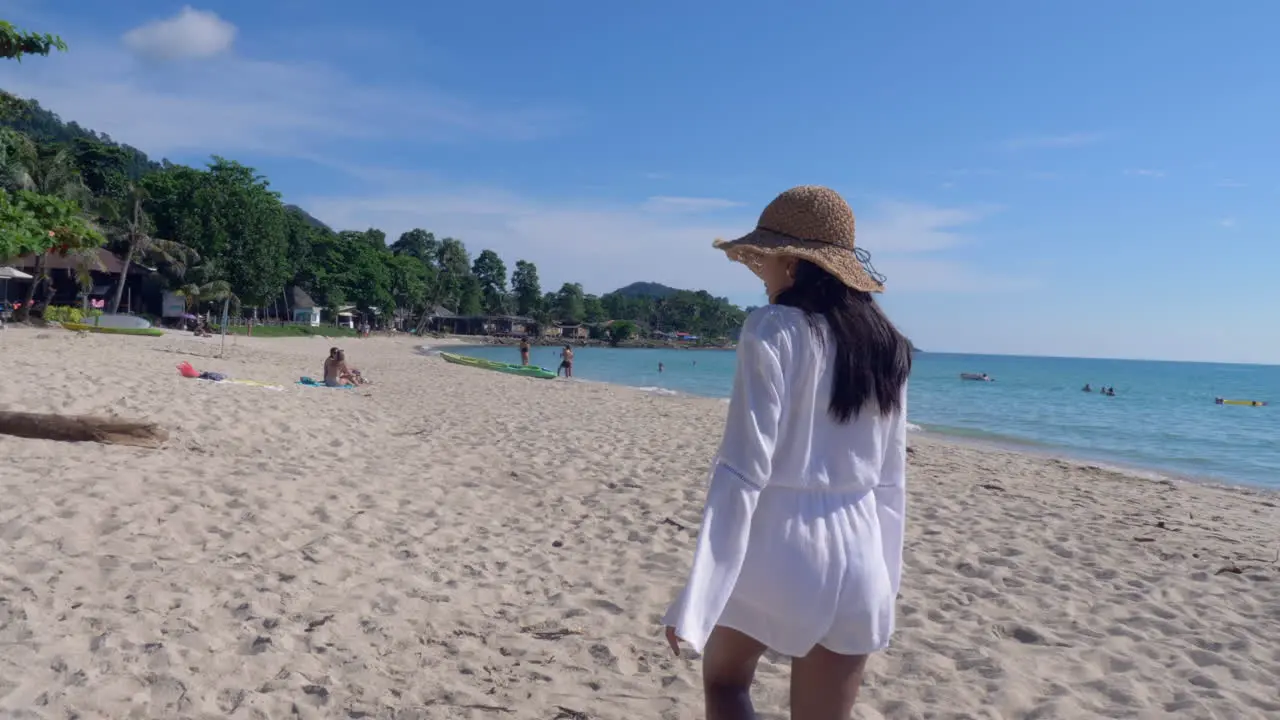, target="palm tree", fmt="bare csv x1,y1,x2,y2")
103,184,195,314
14,147,94,320
0,129,33,191
177,279,236,315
